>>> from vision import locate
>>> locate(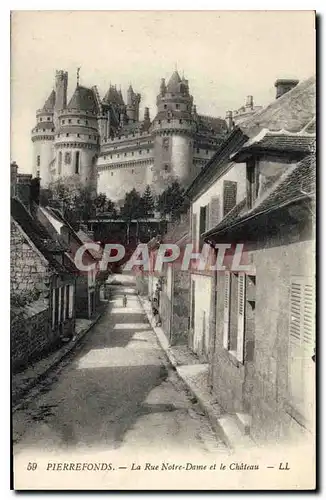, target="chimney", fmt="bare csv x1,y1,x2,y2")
30,176,41,207
10,161,18,197
274,79,299,99
16,173,32,210
245,95,254,109
225,110,234,132
55,70,68,111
